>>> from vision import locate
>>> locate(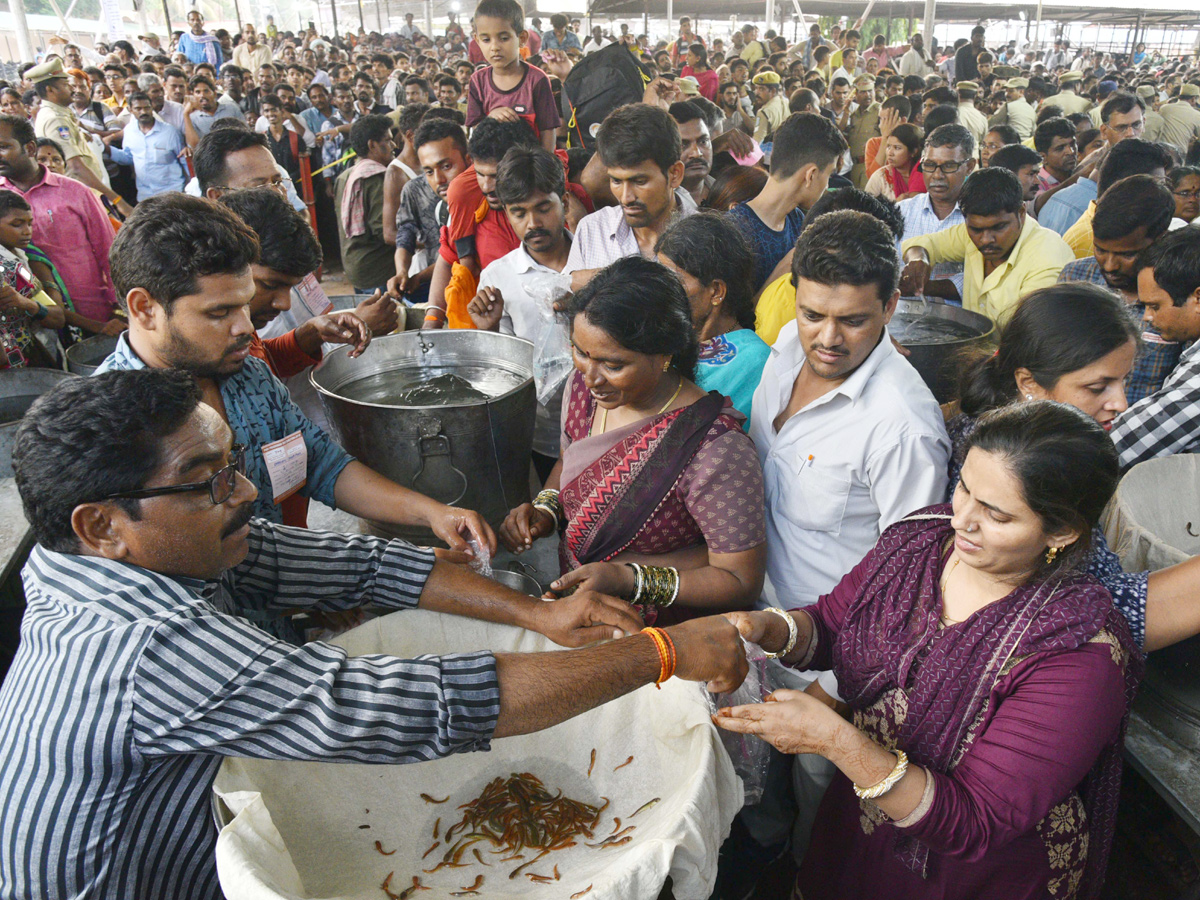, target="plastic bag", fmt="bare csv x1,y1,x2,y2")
706,638,772,804
523,271,575,406
467,536,493,578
